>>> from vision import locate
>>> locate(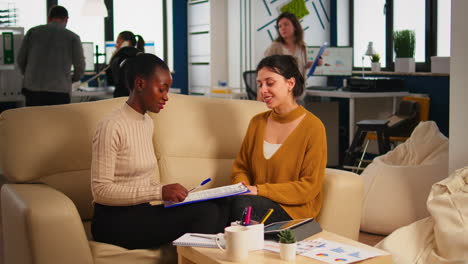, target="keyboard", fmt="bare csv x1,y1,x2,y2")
306,86,338,91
